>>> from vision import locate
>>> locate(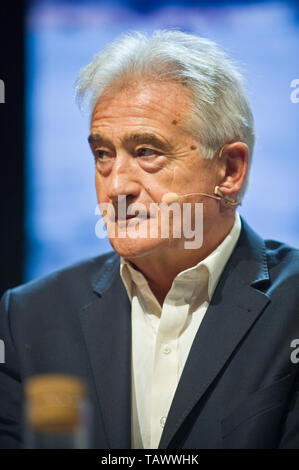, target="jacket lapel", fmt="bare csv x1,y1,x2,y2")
158,218,271,449
78,253,132,449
